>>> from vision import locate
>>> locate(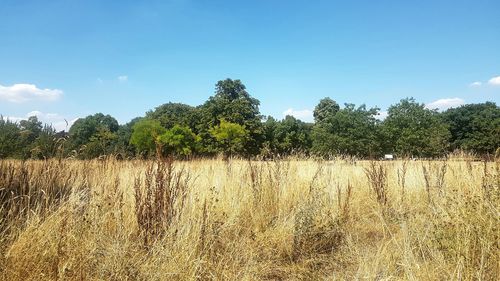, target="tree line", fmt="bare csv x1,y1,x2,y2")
1,79,499,160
